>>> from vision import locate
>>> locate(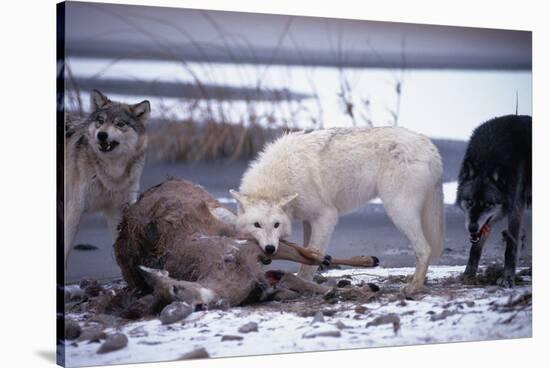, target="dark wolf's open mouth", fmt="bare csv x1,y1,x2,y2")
470,217,492,244
98,140,120,153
